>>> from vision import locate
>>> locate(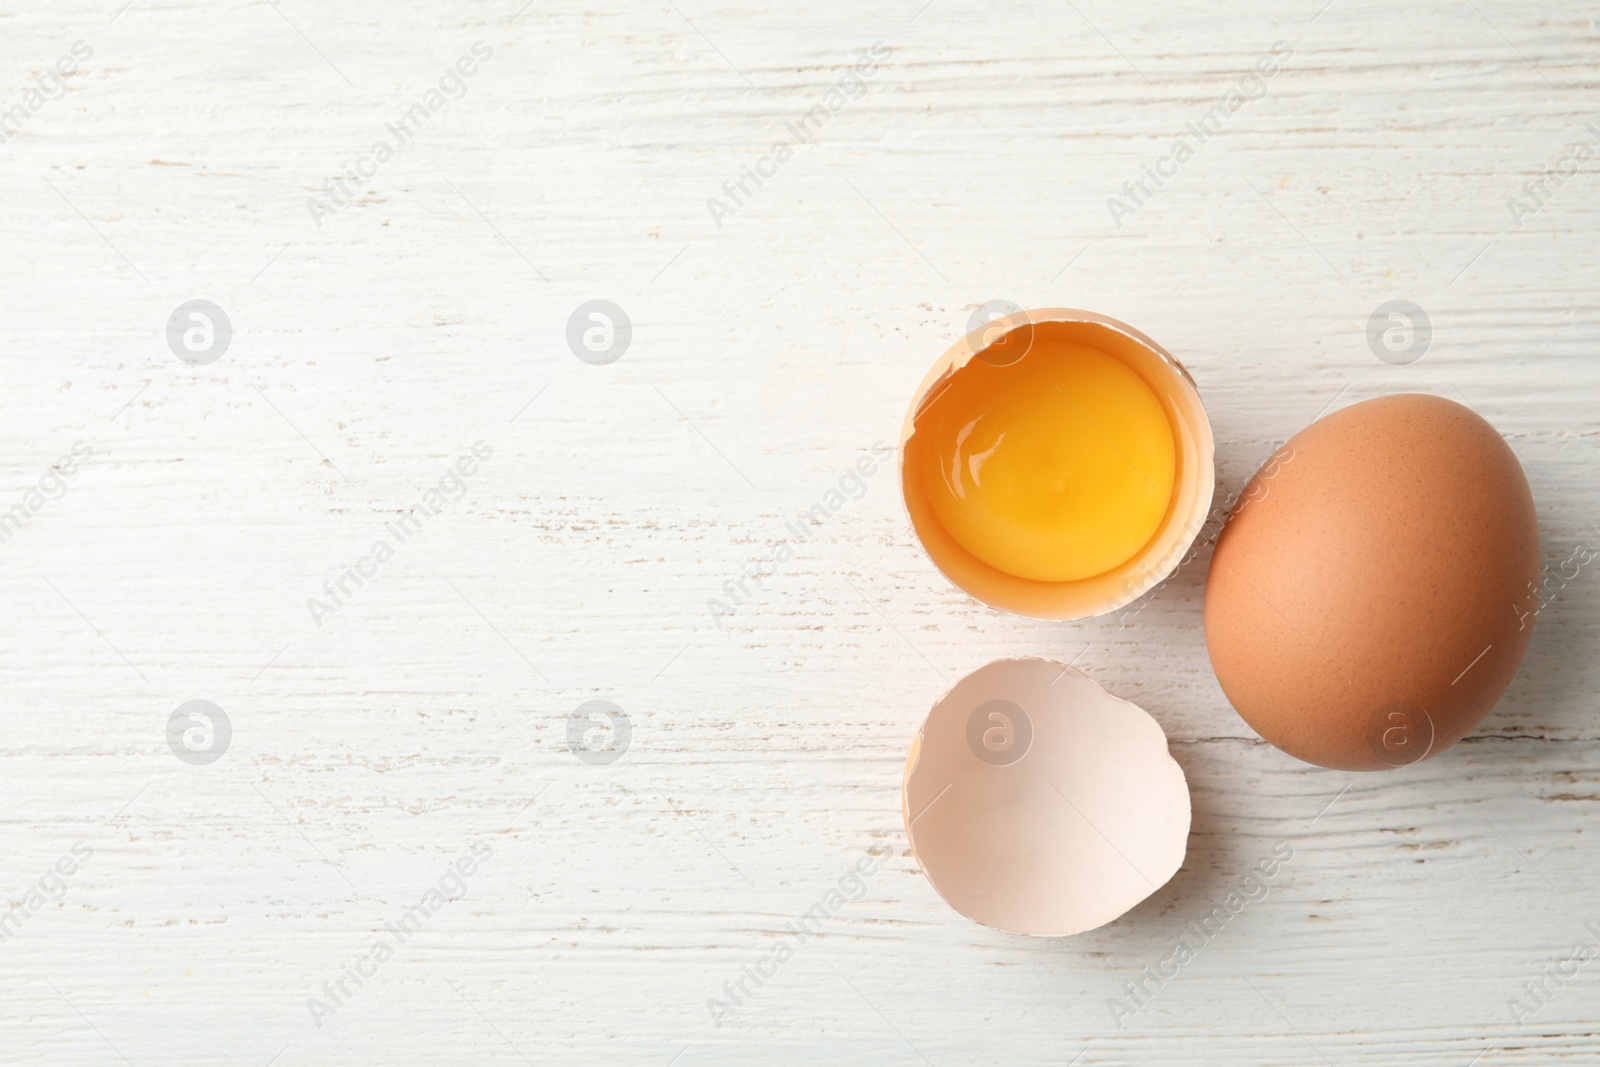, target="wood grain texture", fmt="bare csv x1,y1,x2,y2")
0,0,1597,1063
